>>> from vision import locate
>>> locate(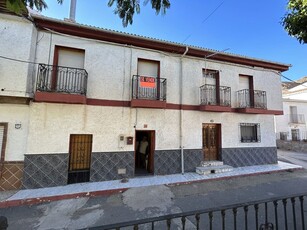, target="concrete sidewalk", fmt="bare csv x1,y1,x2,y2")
0,161,302,208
